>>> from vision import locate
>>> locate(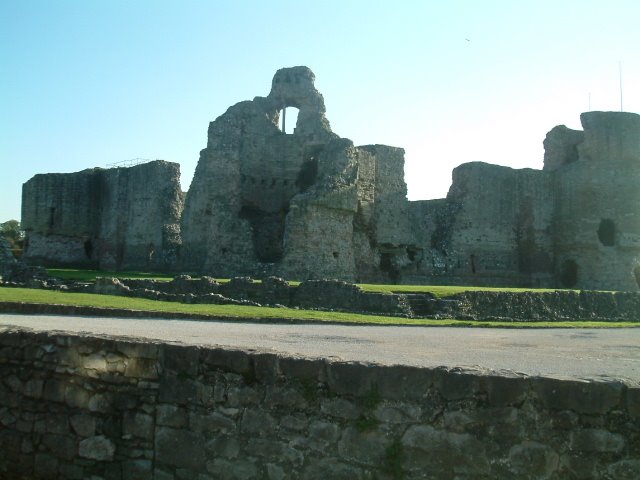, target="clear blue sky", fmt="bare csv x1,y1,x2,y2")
1,0,639,222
